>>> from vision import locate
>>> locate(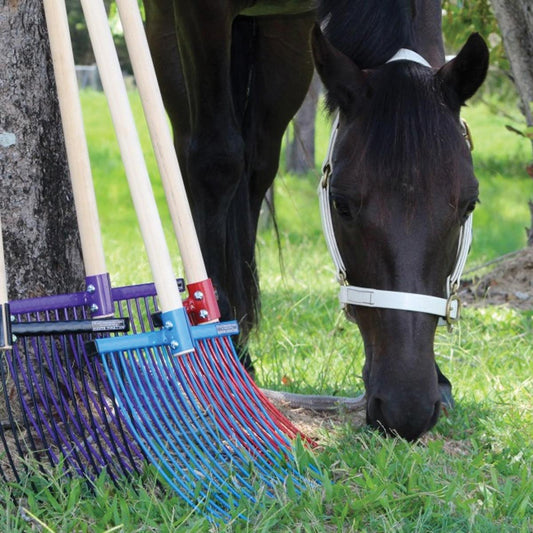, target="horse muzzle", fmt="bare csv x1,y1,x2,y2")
366,387,442,441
